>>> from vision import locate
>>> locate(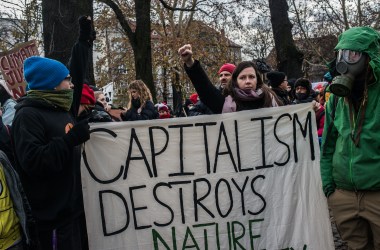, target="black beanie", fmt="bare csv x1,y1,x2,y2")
294,78,311,95
267,71,286,88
